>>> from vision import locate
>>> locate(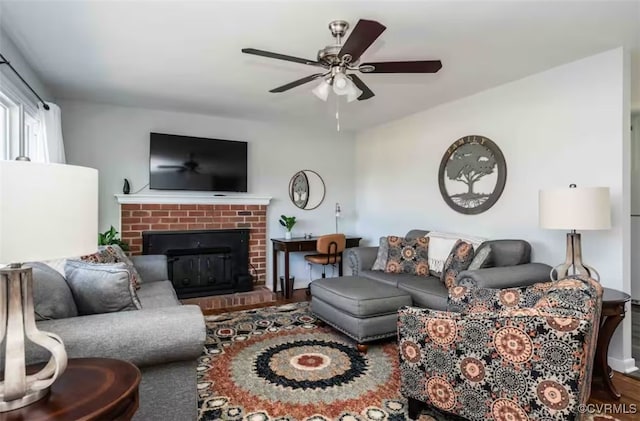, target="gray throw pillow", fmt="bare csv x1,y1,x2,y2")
26,262,78,320
371,237,390,271
468,245,492,270
65,260,142,315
